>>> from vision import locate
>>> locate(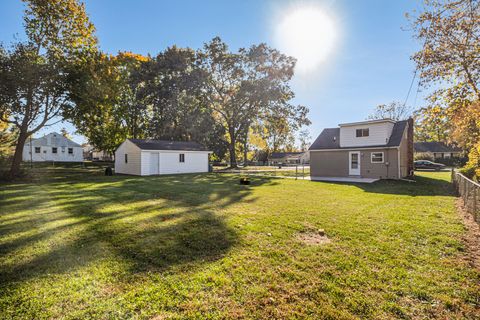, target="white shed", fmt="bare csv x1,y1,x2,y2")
114,139,211,176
